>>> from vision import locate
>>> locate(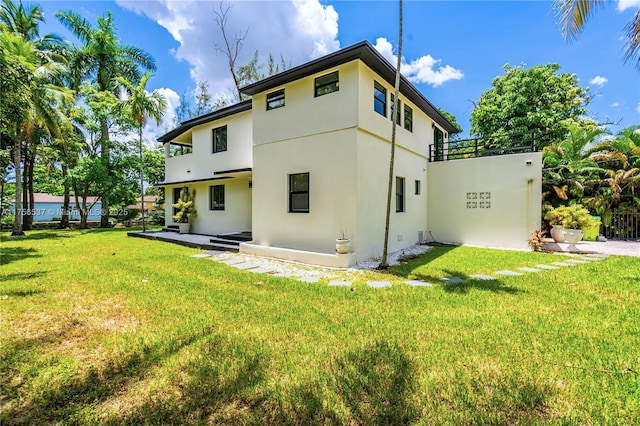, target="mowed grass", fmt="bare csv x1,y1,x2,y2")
1,229,639,425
